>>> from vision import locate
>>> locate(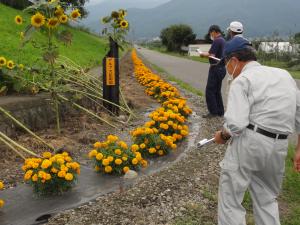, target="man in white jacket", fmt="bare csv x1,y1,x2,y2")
214,37,300,225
